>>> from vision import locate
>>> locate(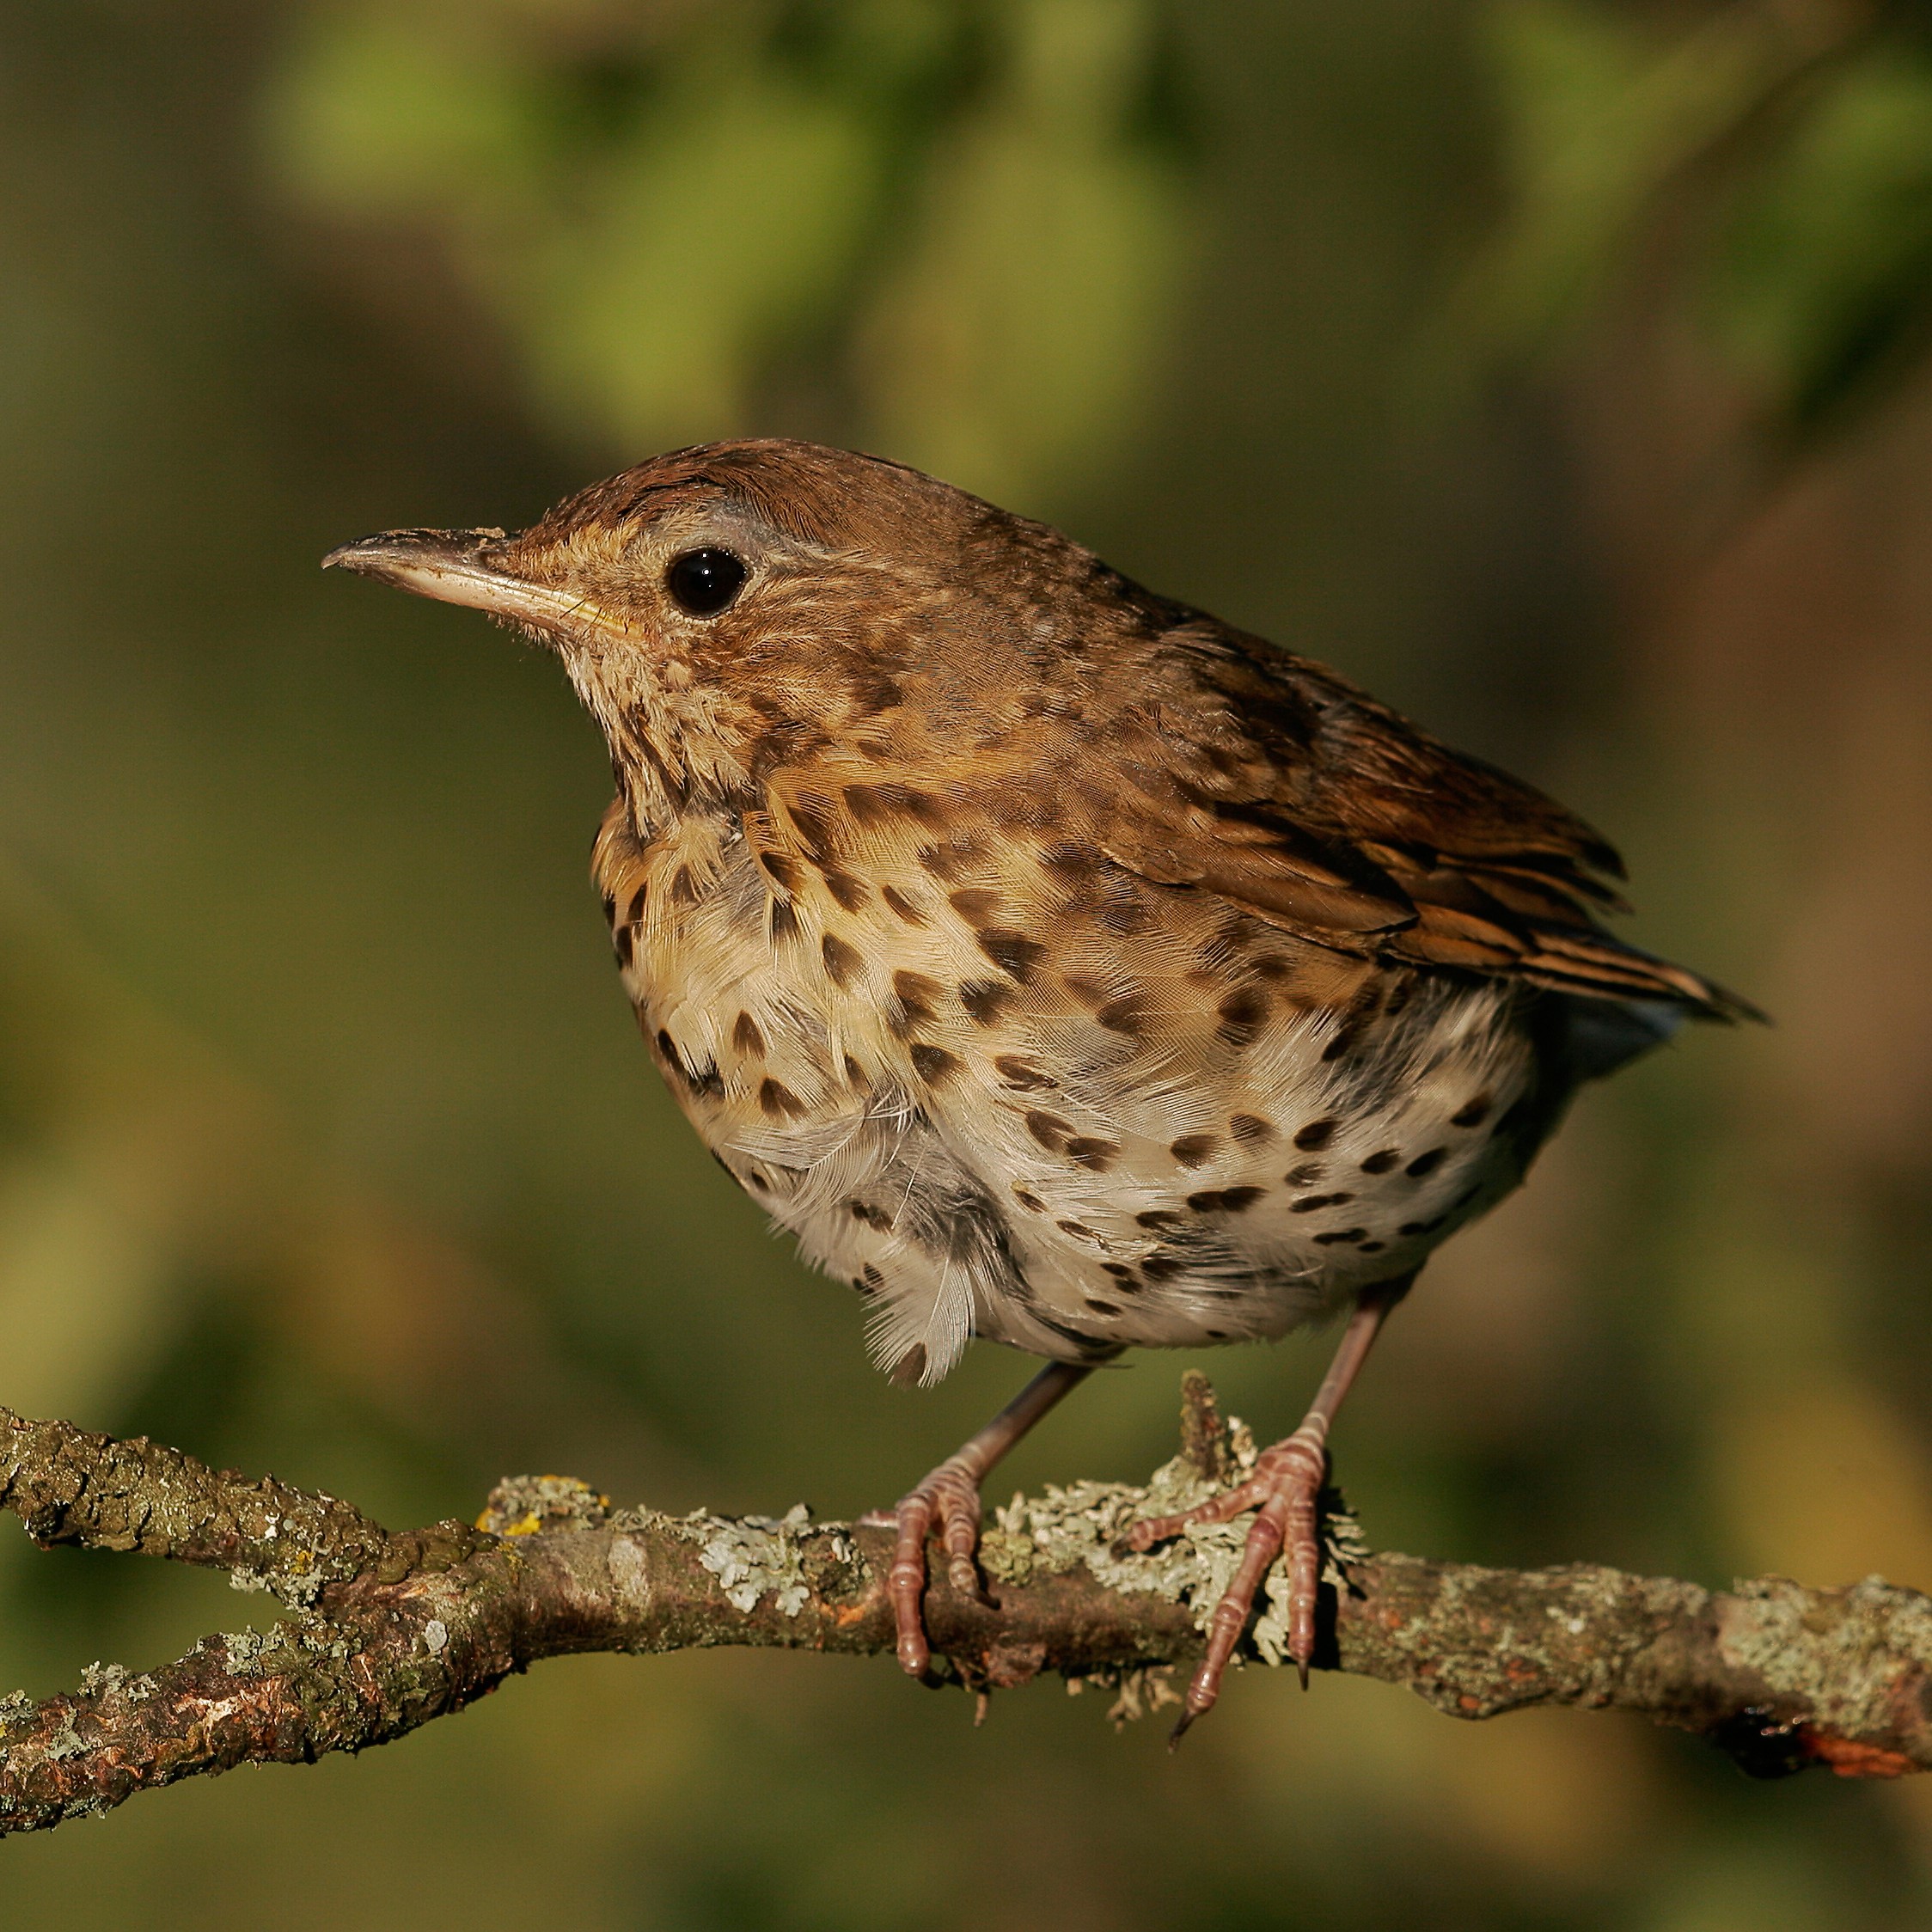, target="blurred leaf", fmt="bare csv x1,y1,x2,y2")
1461,0,1803,356
857,0,1190,501
264,0,1192,496
1460,1,1932,451
1708,44,1932,431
